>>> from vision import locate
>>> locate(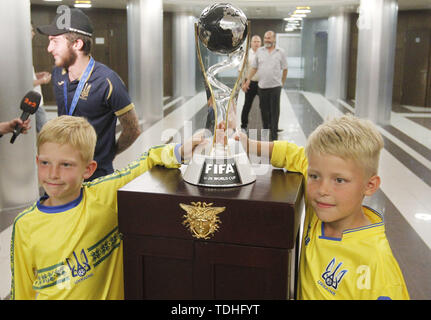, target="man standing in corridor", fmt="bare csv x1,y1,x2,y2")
240,35,261,132
244,31,287,141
